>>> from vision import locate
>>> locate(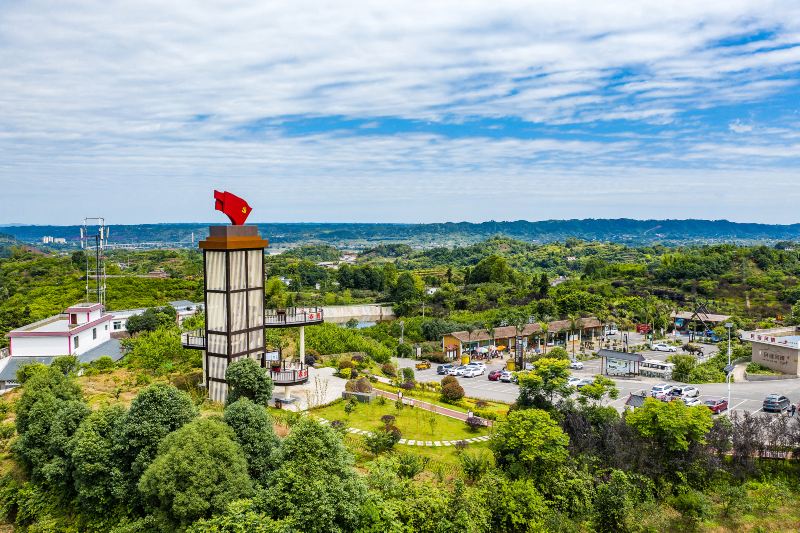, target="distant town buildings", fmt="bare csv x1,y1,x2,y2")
41,236,67,244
